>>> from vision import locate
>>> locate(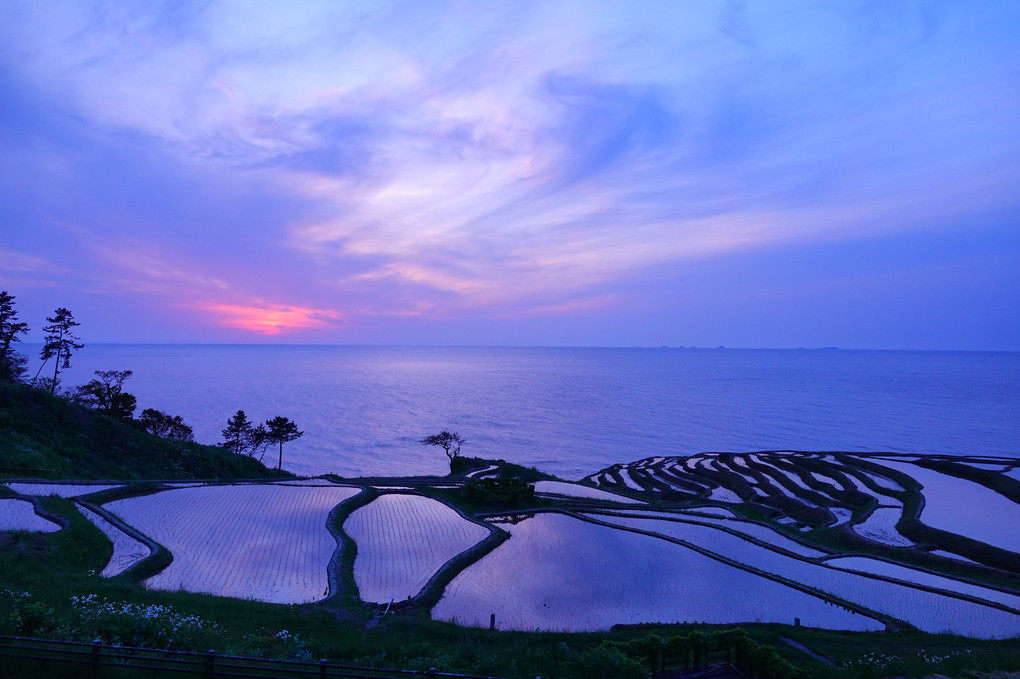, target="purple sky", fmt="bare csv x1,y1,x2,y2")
1,1,1018,349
